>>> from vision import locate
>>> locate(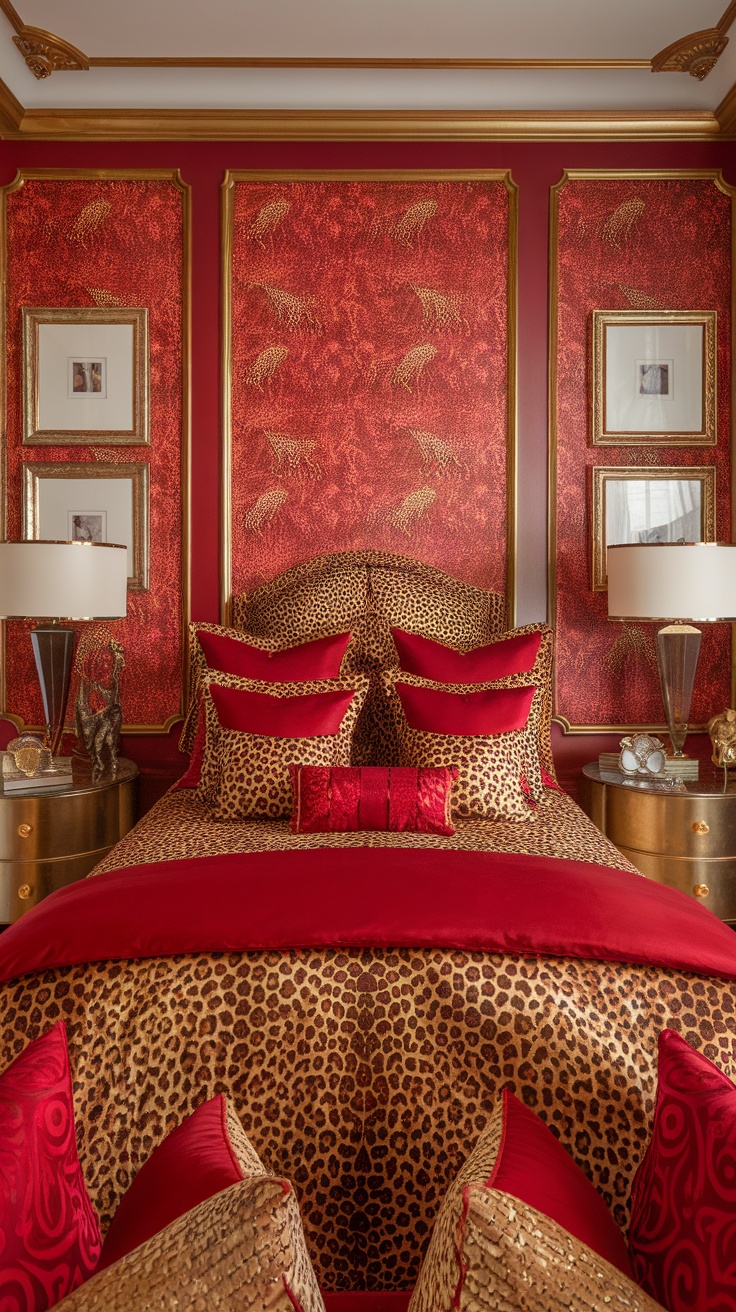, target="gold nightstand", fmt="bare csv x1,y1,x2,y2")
581,762,736,925
0,758,138,923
